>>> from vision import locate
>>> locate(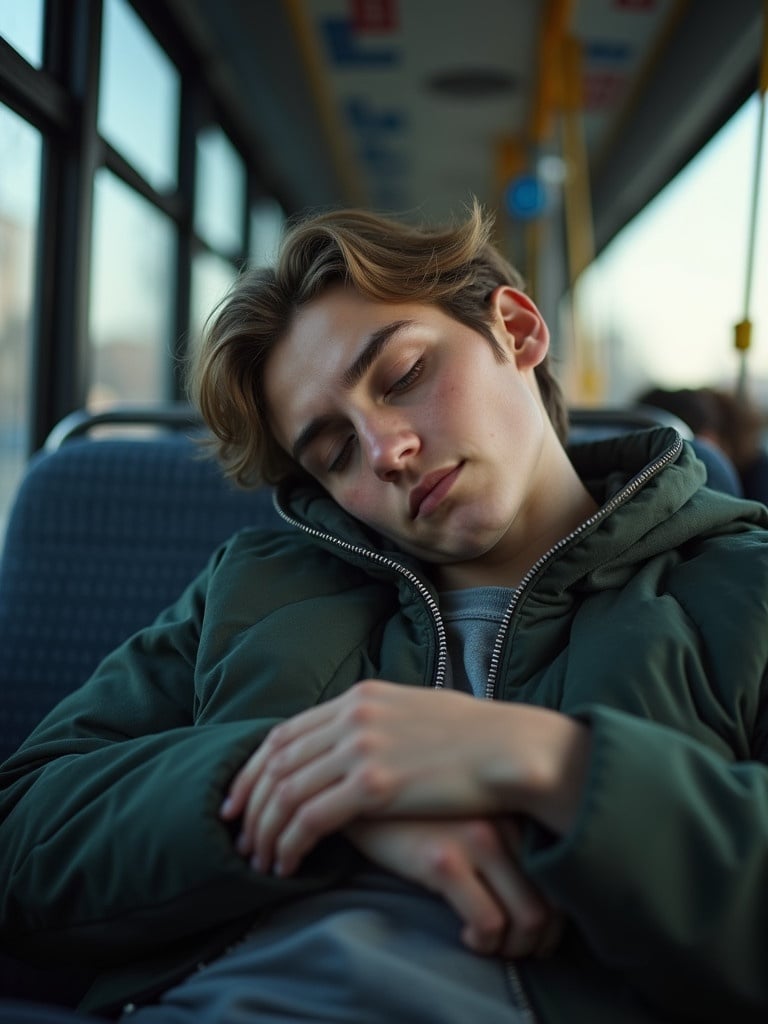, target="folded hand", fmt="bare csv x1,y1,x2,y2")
347,816,564,959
